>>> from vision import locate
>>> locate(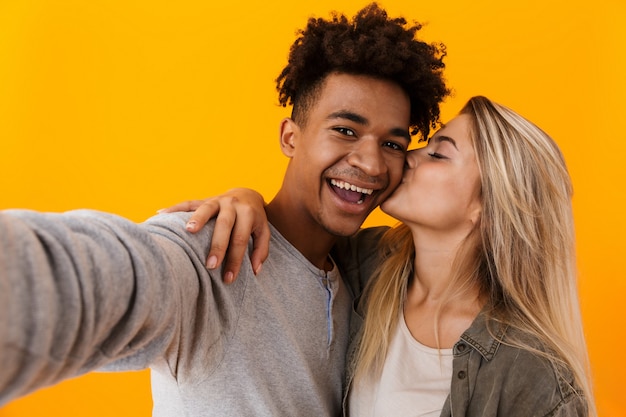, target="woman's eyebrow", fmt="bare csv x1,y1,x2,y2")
433,135,458,150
